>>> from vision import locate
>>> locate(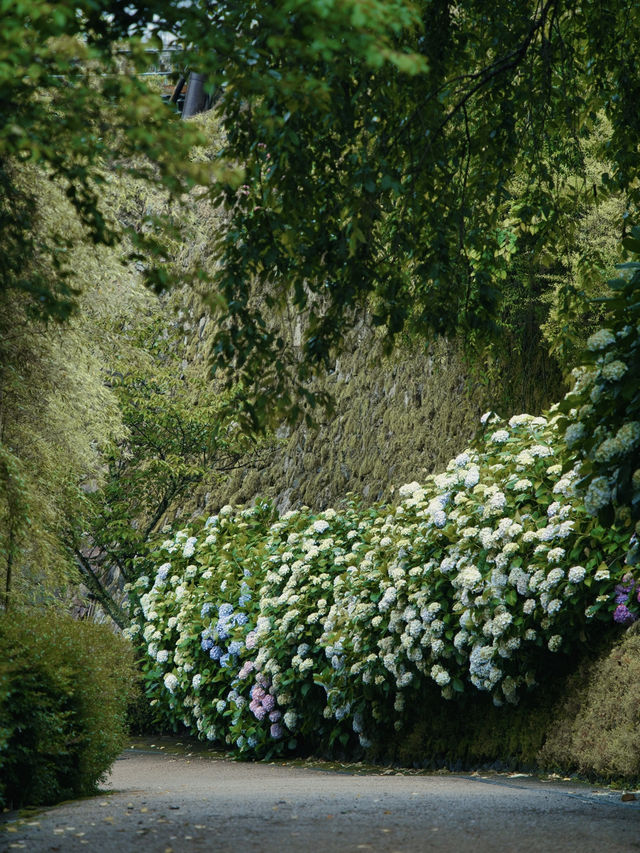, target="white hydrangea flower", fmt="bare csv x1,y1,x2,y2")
455,566,483,589
488,610,512,636
163,673,179,693
568,566,586,583
564,422,586,447
490,429,509,443
530,444,552,458
398,481,421,497
616,421,640,452
601,360,627,381
464,467,480,488
487,491,507,512
594,436,622,463
537,525,557,542
586,328,616,351
431,664,451,686
508,414,533,427
547,547,566,563
547,634,563,652
432,509,447,528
